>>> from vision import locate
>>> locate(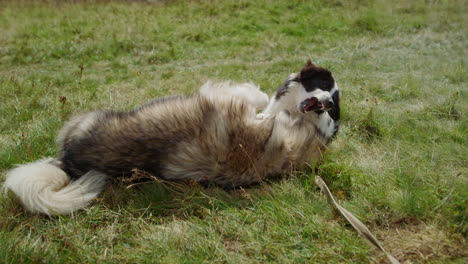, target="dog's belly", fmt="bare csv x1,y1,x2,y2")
160,134,286,188
158,111,286,187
